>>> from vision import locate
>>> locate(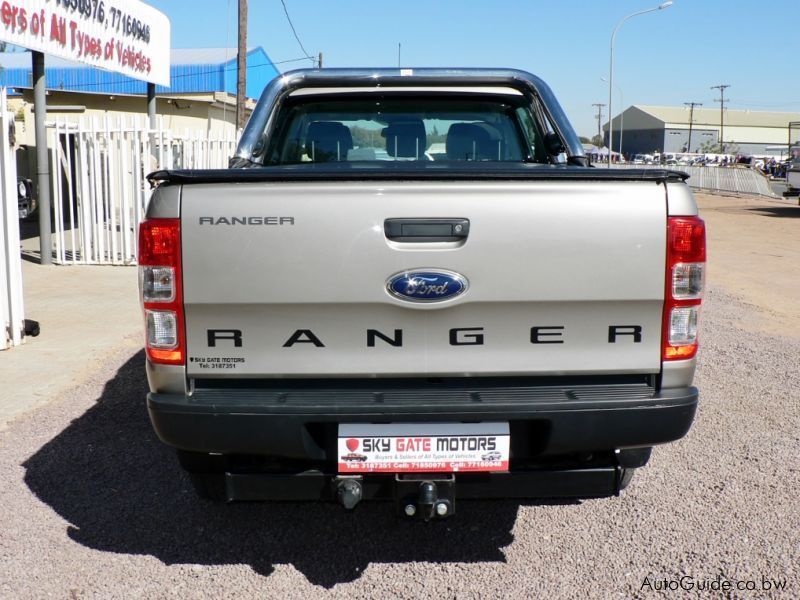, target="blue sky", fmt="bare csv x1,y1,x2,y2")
154,0,800,137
